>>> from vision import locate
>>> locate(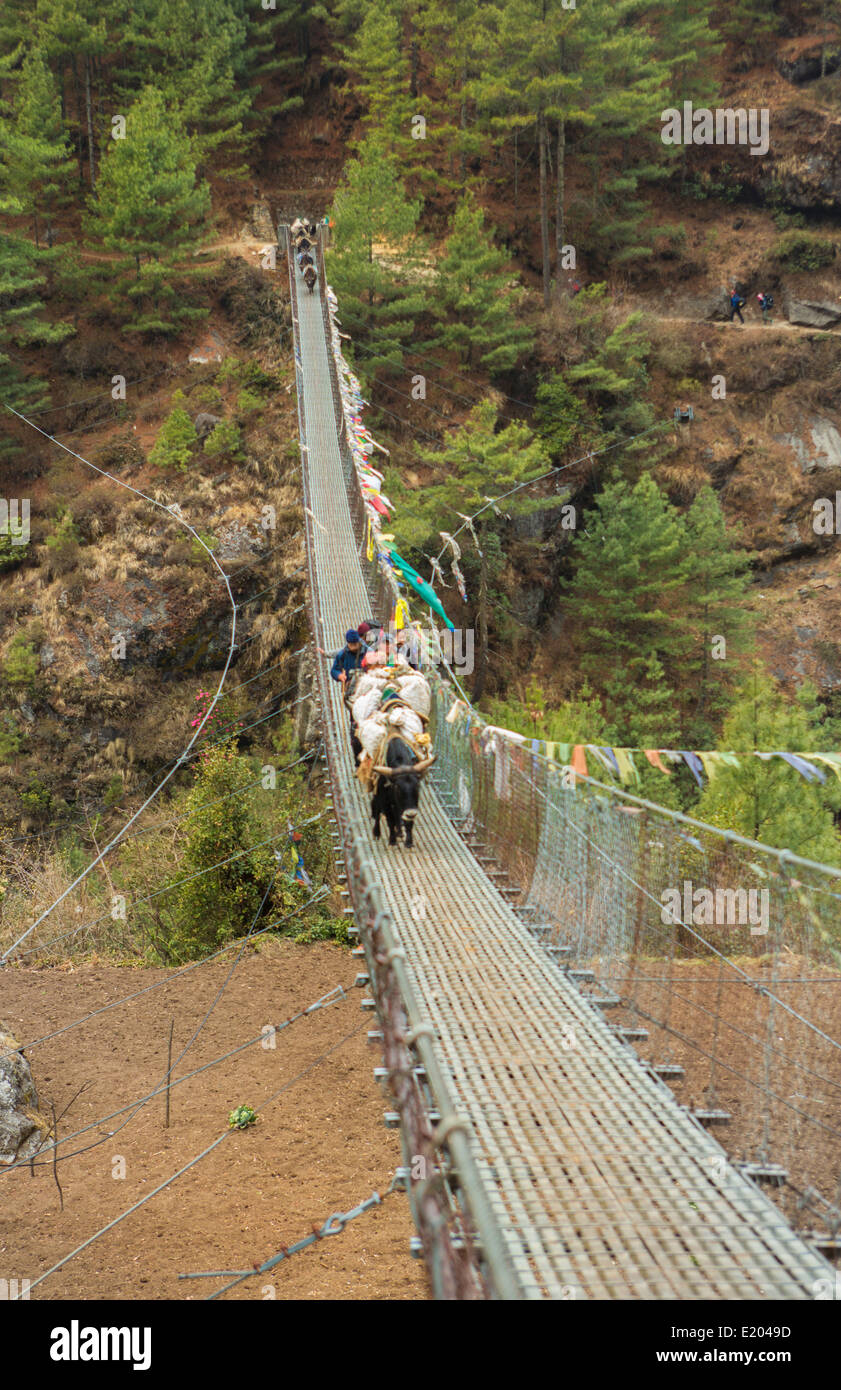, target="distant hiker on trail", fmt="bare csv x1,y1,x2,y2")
728,290,746,324
757,292,773,323
568,278,582,298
